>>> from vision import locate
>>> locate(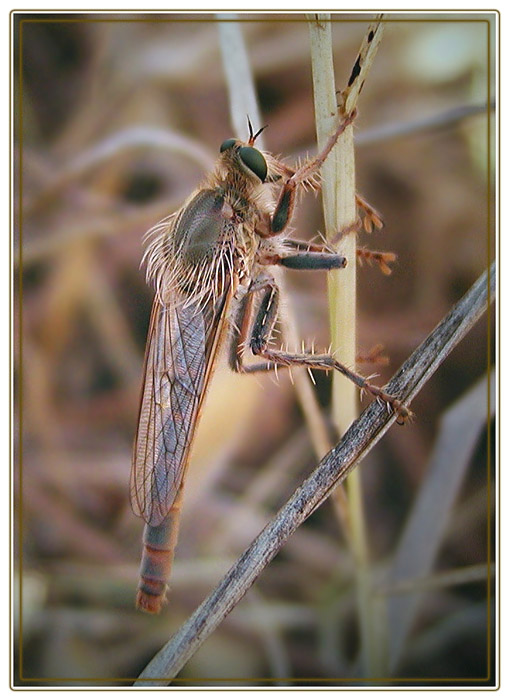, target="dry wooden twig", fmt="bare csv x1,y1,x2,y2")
134,261,495,685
